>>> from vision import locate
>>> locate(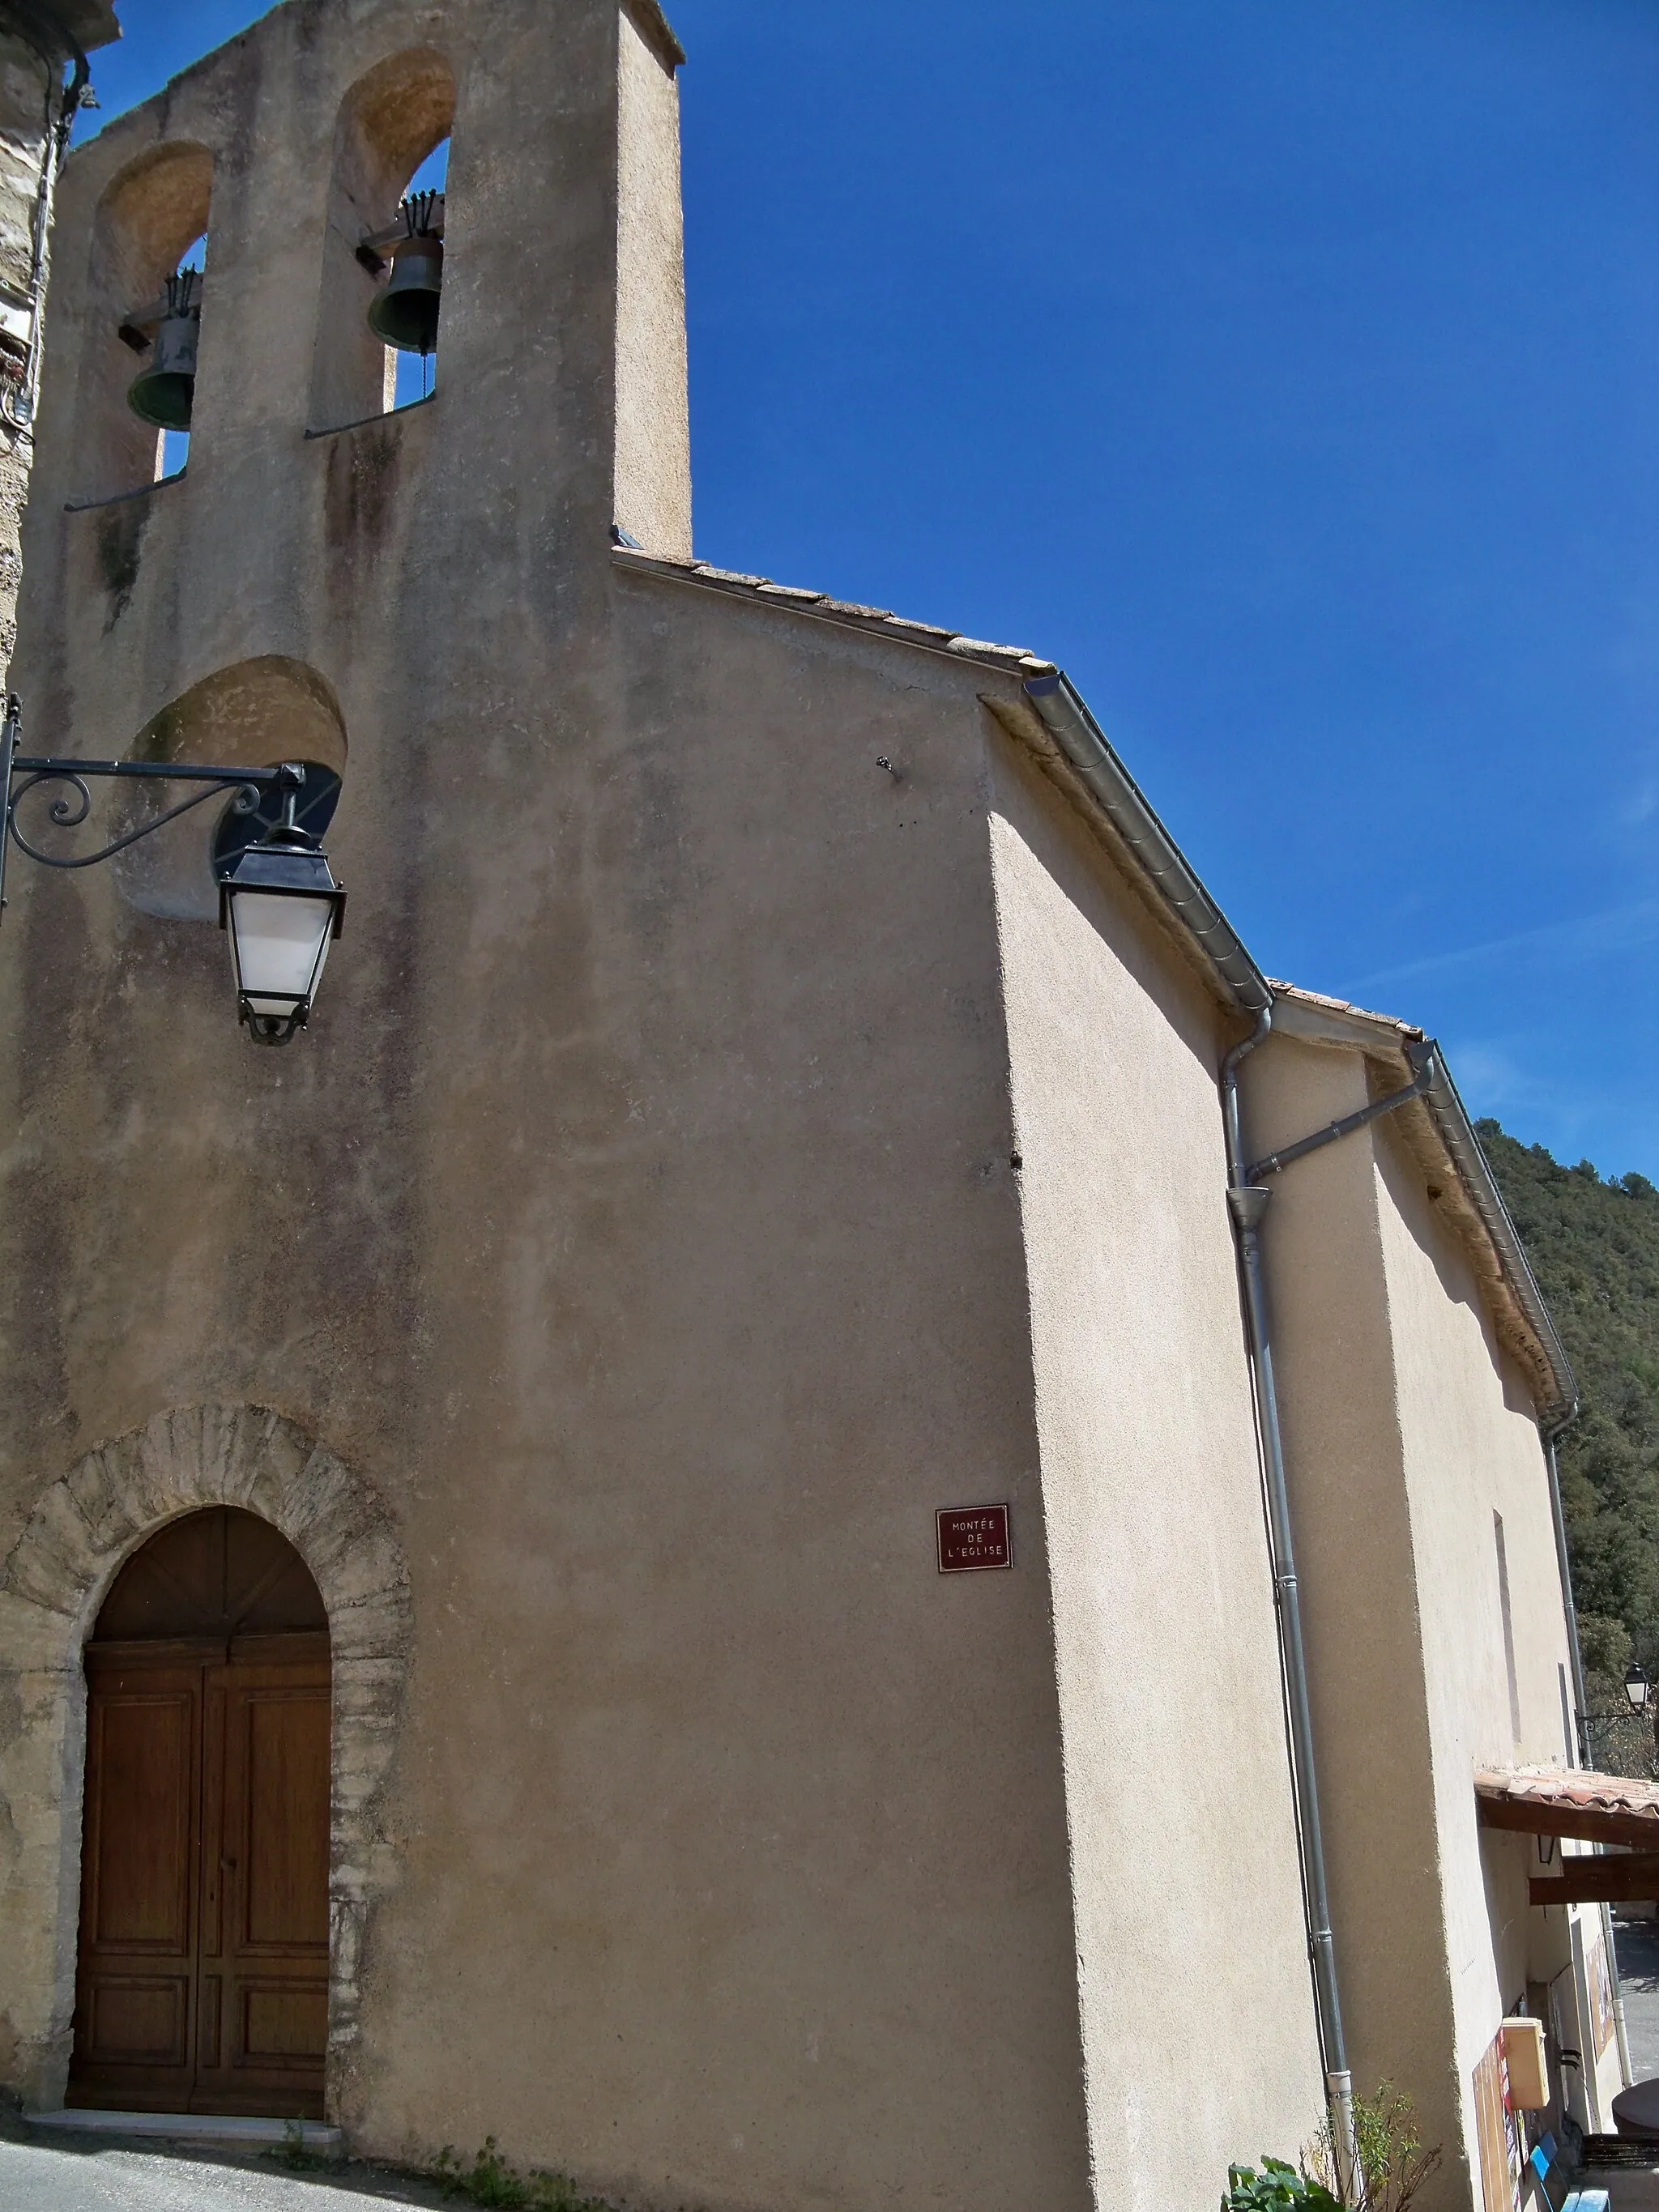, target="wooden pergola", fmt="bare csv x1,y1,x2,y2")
1477,1768,1659,1904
